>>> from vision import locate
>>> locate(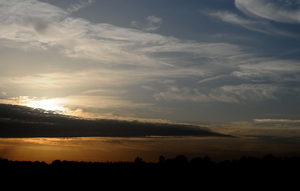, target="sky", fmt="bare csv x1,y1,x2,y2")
0,0,300,163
